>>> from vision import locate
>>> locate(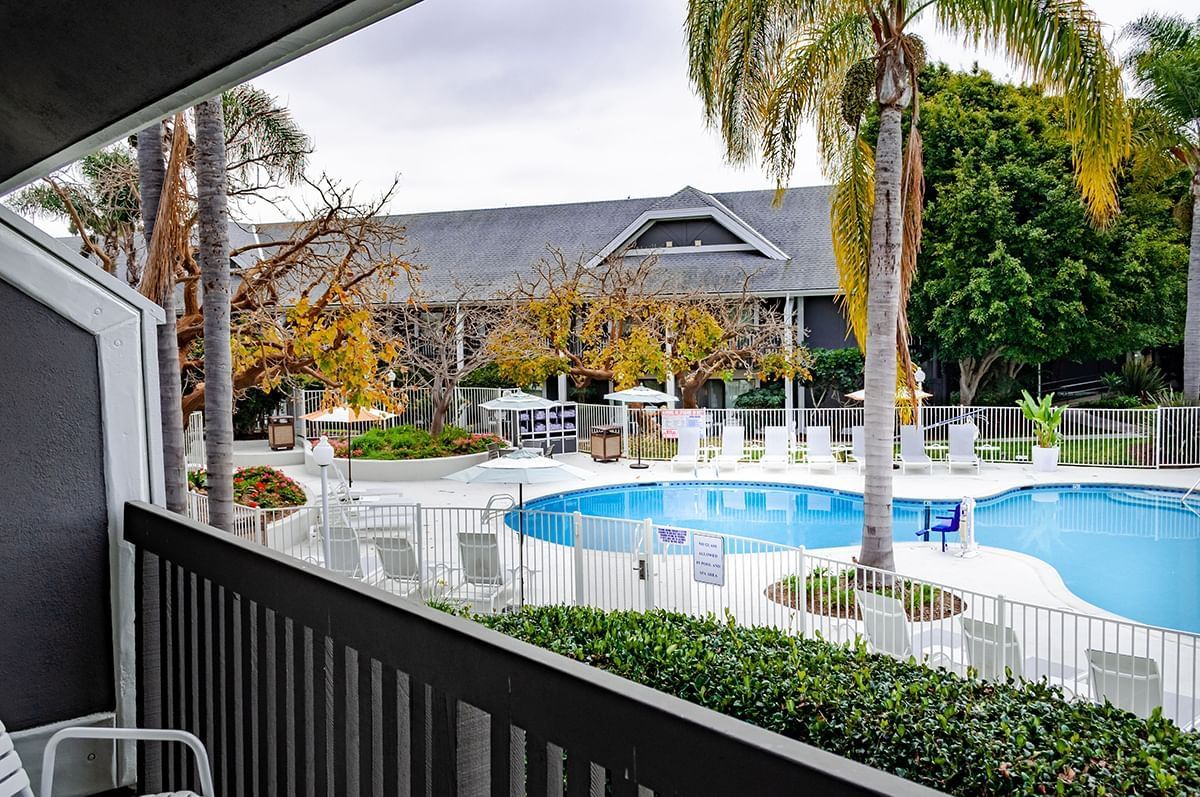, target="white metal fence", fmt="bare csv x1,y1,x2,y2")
184,491,261,541
190,498,1200,728
184,411,205,468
